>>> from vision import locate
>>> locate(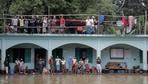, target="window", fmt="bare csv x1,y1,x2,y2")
24,48,31,63
110,48,124,59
